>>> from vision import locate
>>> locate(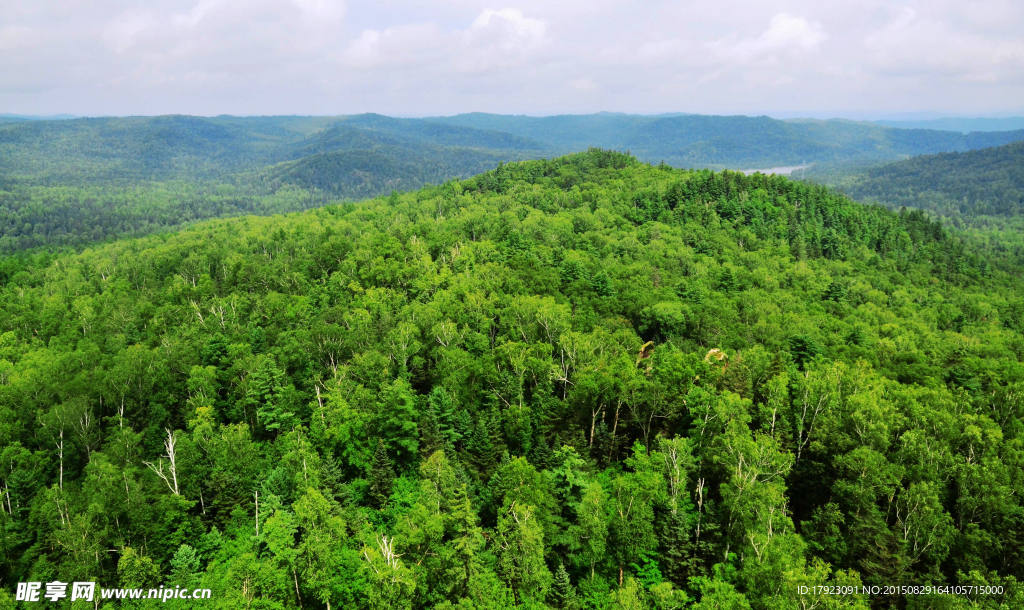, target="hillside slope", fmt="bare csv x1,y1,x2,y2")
2,113,1024,253
831,141,1024,217
0,151,1021,609
433,113,1024,167
0,114,542,185
5,113,1021,186
0,115,546,251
